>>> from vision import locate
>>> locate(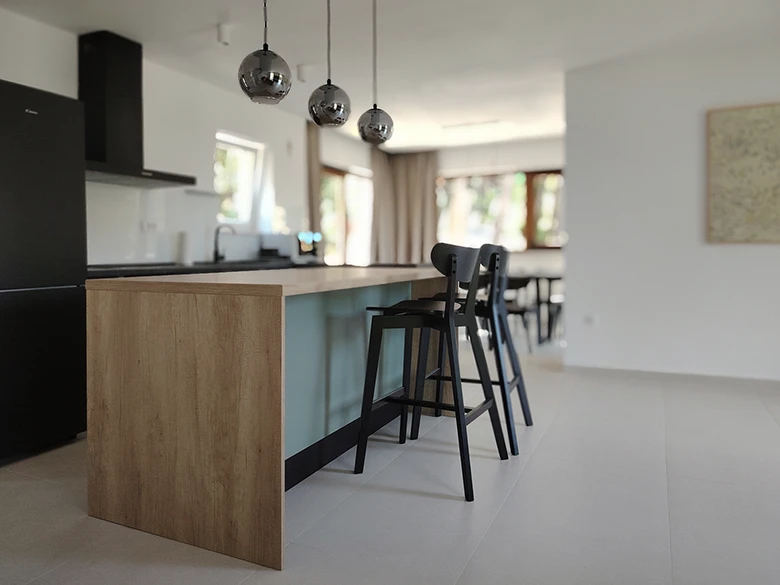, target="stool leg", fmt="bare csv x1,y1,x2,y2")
445,323,475,502
467,318,509,463
354,321,384,474
490,309,519,456
434,330,446,417
399,328,413,444
500,308,533,427
410,327,431,440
